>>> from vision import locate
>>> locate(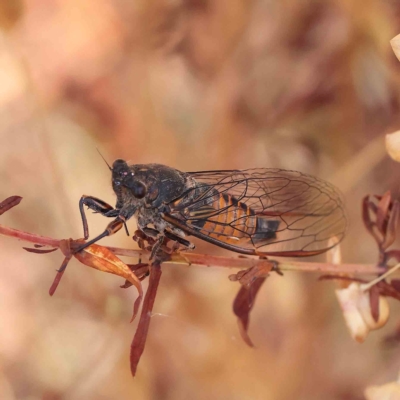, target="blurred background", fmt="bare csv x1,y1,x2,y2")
1,0,400,399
